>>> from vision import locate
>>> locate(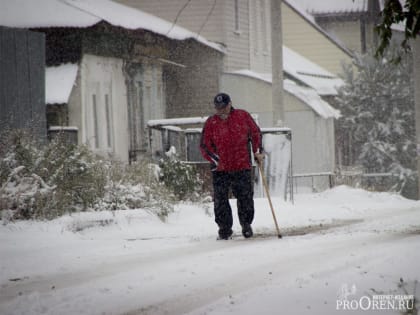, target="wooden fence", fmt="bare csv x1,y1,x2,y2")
0,27,46,140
